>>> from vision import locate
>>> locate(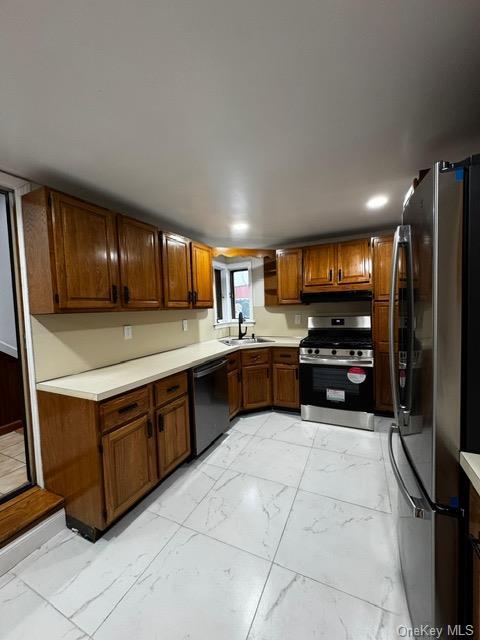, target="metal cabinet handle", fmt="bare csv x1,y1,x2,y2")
147,419,153,438
188,291,193,304
329,268,332,282
192,291,198,305
112,284,118,303
123,285,130,304
338,268,342,282
279,354,292,359
167,384,180,393
118,402,138,414
158,414,164,432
